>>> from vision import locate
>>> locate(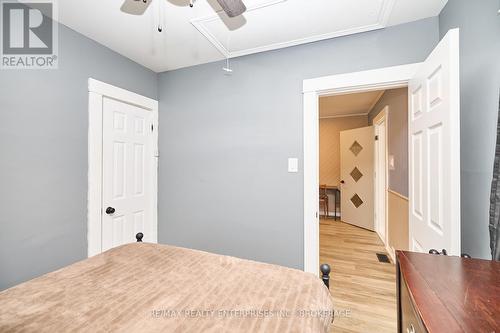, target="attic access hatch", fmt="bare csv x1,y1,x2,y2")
191,0,395,58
